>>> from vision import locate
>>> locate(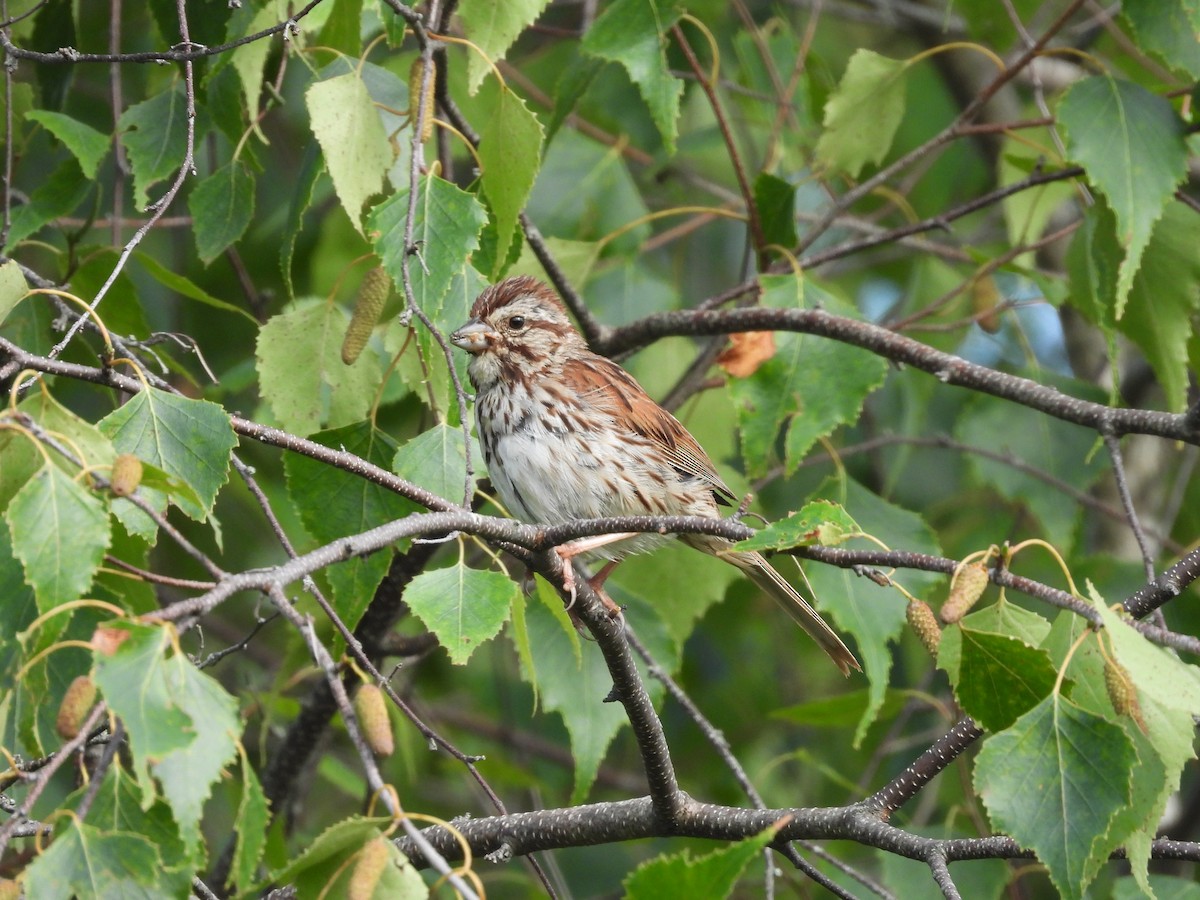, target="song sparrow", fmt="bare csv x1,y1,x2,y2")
451,276,859,675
